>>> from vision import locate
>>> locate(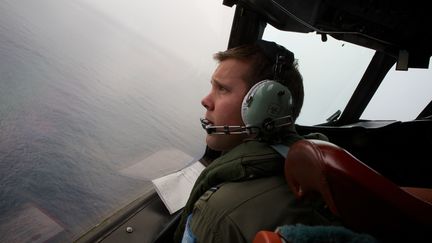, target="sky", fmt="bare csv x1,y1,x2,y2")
79,0,234,67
